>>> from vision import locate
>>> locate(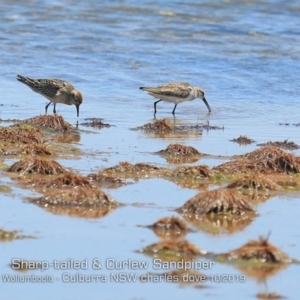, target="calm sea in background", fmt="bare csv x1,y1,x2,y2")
0,1,300,299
